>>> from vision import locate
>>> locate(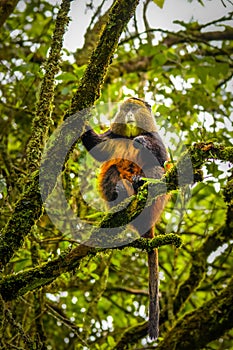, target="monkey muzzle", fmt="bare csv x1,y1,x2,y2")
126,111,136,124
